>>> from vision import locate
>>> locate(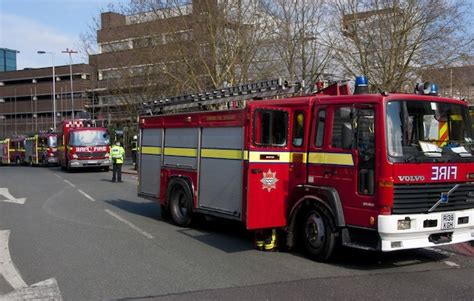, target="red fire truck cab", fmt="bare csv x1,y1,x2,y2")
58,119,111,171
138,80,474,261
